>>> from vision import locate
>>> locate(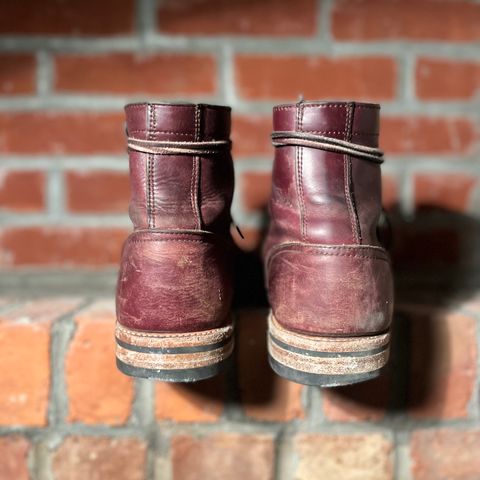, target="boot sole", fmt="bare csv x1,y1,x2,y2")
267,314,390,387
115,321,234,382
